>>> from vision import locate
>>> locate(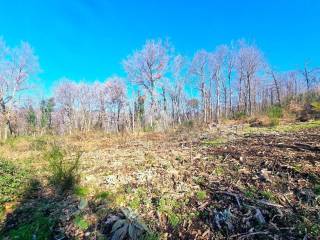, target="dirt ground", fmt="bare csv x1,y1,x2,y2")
0,122,320,239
